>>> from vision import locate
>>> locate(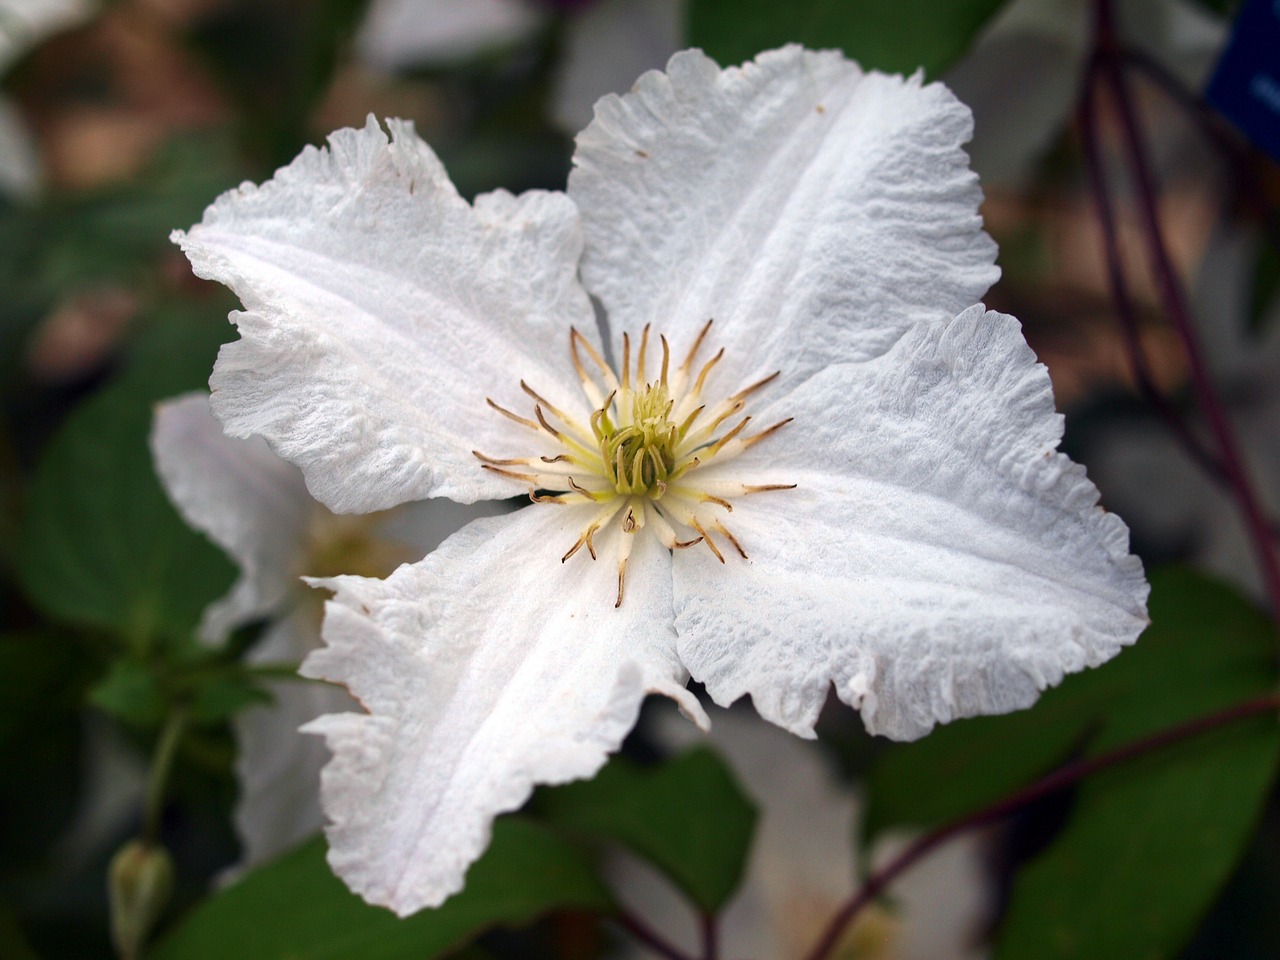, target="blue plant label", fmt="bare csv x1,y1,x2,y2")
1206,0,1280,162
